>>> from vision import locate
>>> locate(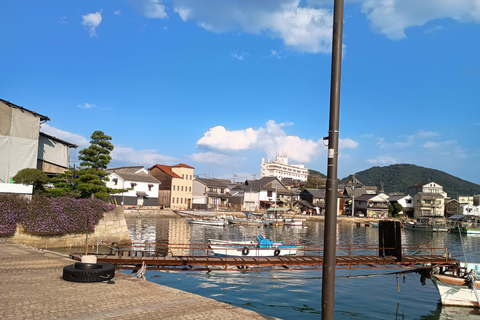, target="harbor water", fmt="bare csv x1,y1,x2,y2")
125,217,480,319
